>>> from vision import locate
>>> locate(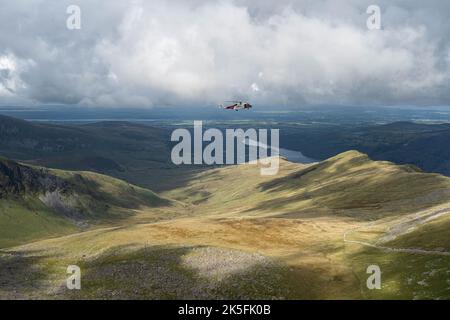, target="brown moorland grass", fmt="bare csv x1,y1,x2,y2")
1,151,449,299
